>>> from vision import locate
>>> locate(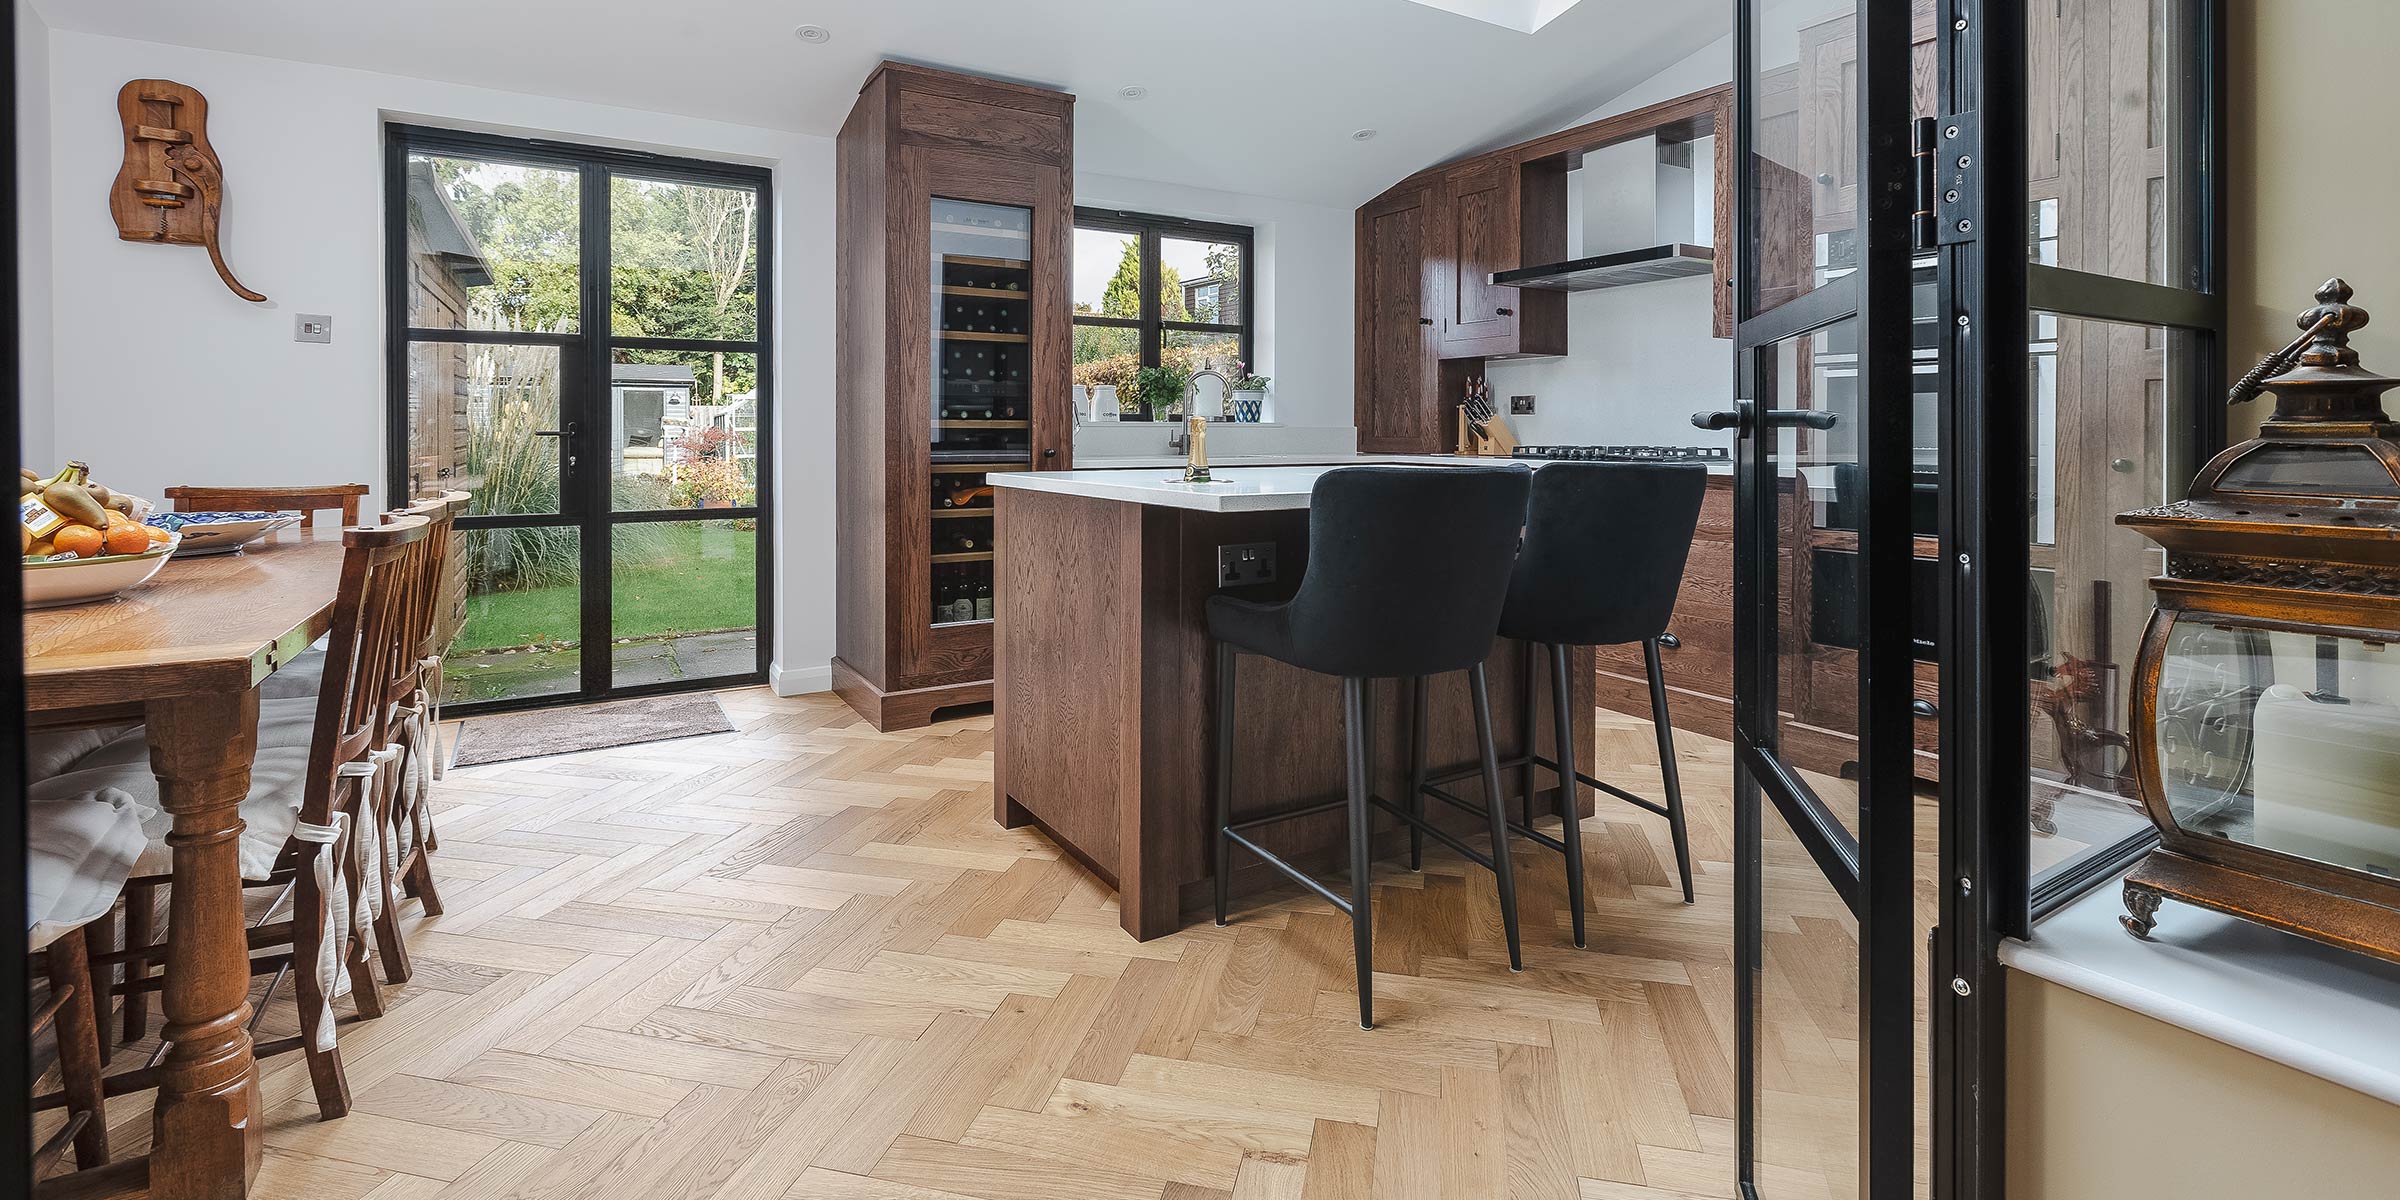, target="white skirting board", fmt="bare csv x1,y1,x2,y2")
770,661,834,696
